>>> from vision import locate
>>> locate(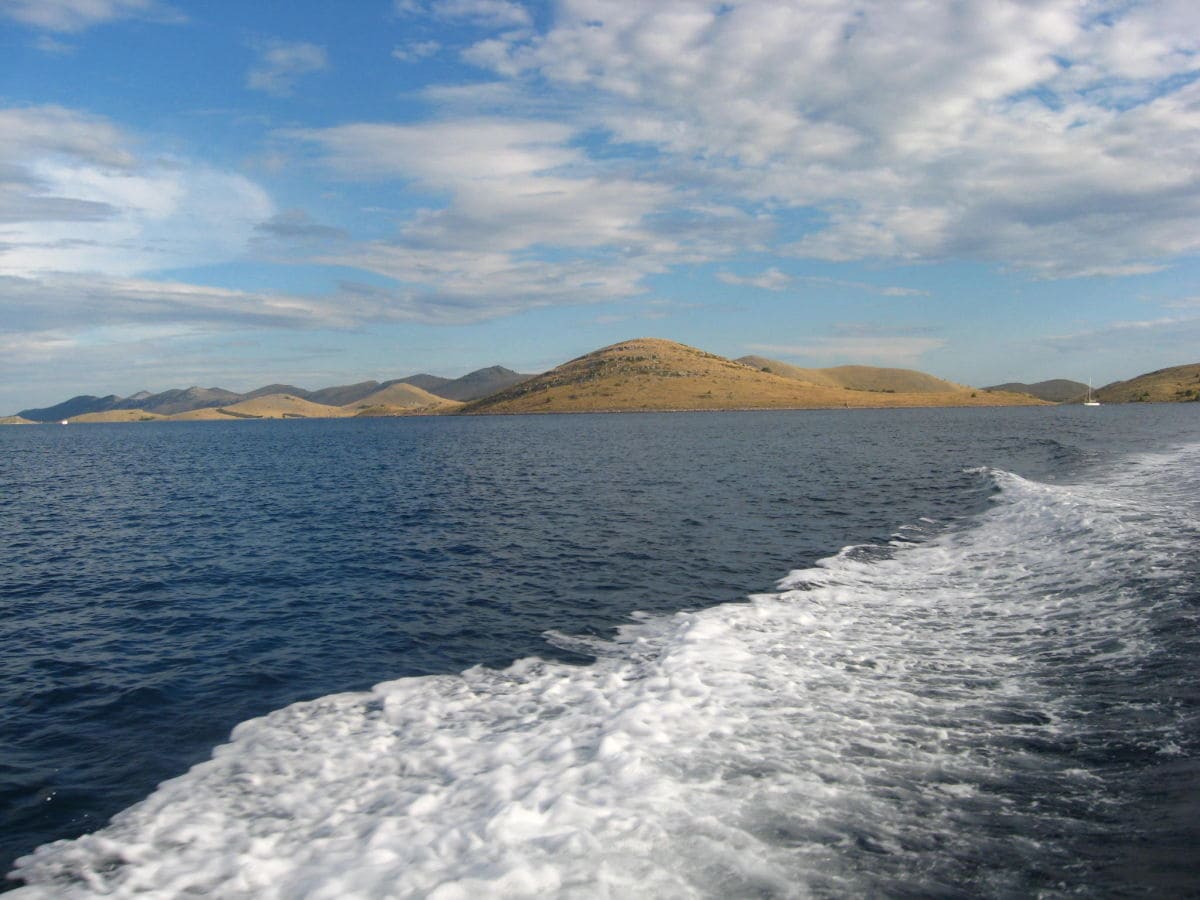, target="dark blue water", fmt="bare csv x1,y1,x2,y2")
2,407,1198,896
